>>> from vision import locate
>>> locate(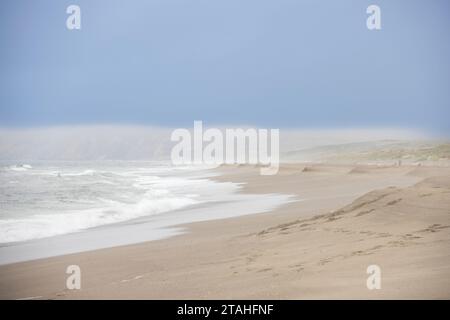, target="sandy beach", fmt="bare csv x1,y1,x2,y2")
0,163,449,299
